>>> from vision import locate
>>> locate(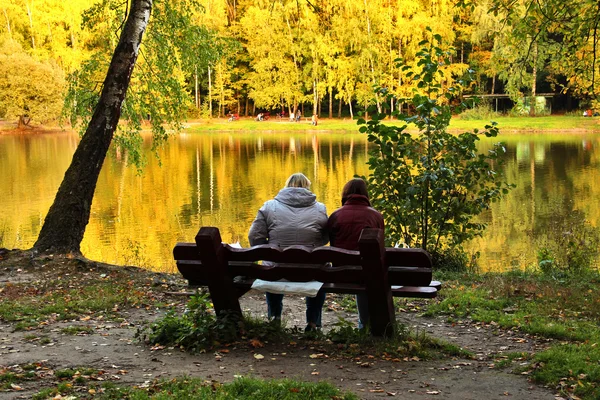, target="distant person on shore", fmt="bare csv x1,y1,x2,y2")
290,111,295,122
327,178,384,329
248,173,329,331
311,114,318,126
